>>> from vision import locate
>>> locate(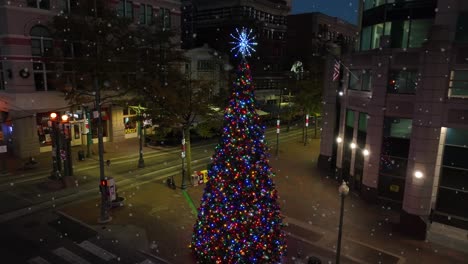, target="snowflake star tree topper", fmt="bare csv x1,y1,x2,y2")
230,27,257,59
